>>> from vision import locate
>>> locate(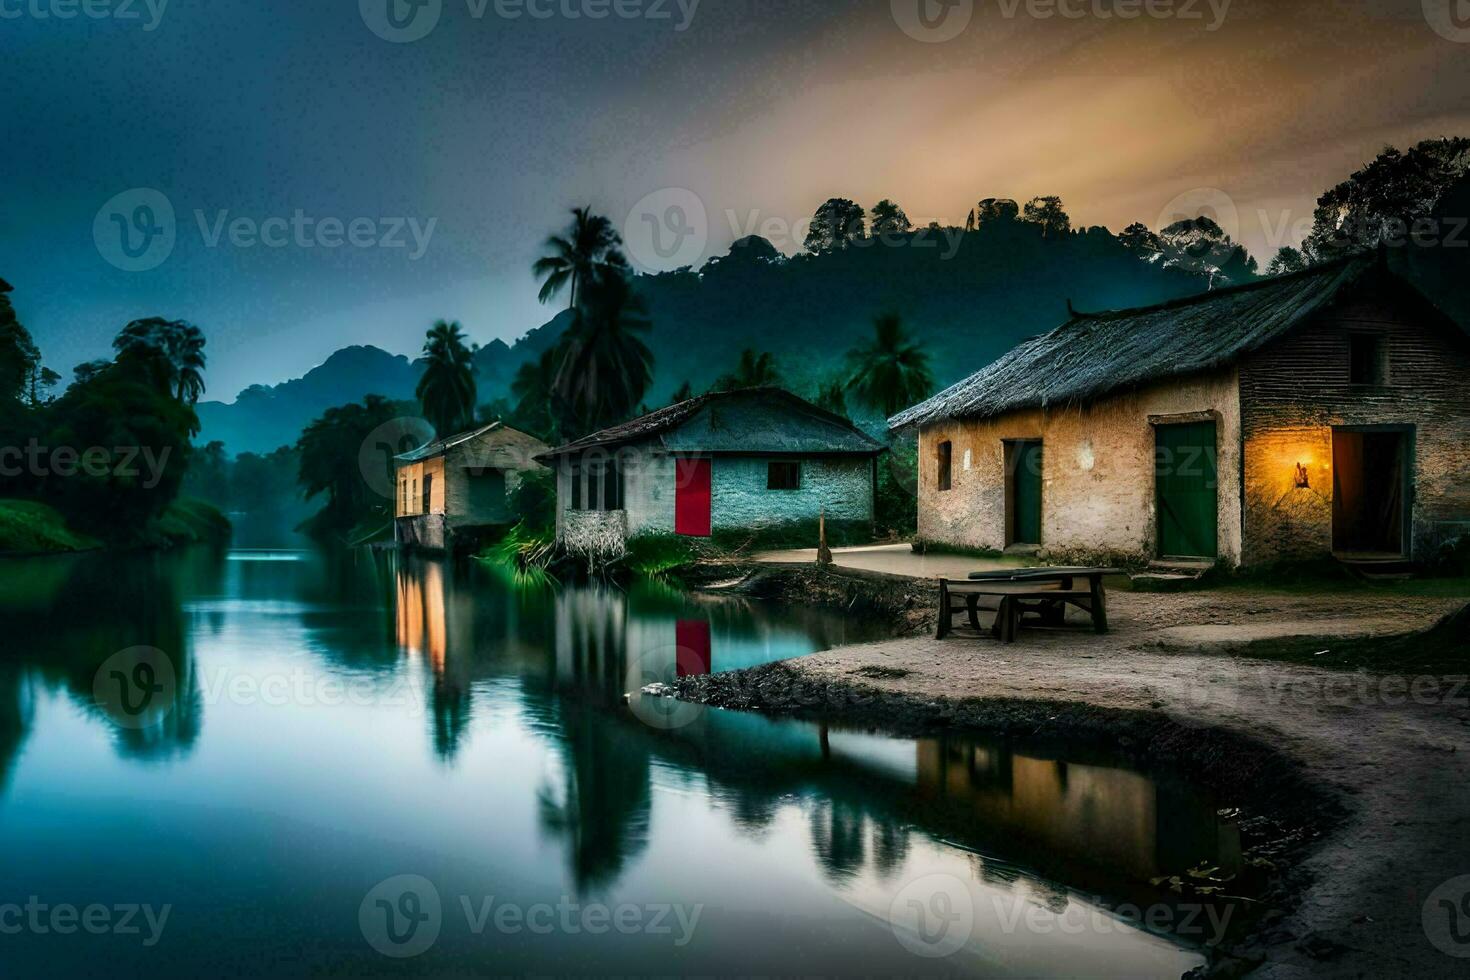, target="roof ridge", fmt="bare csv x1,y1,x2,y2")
1070,254,1368,322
